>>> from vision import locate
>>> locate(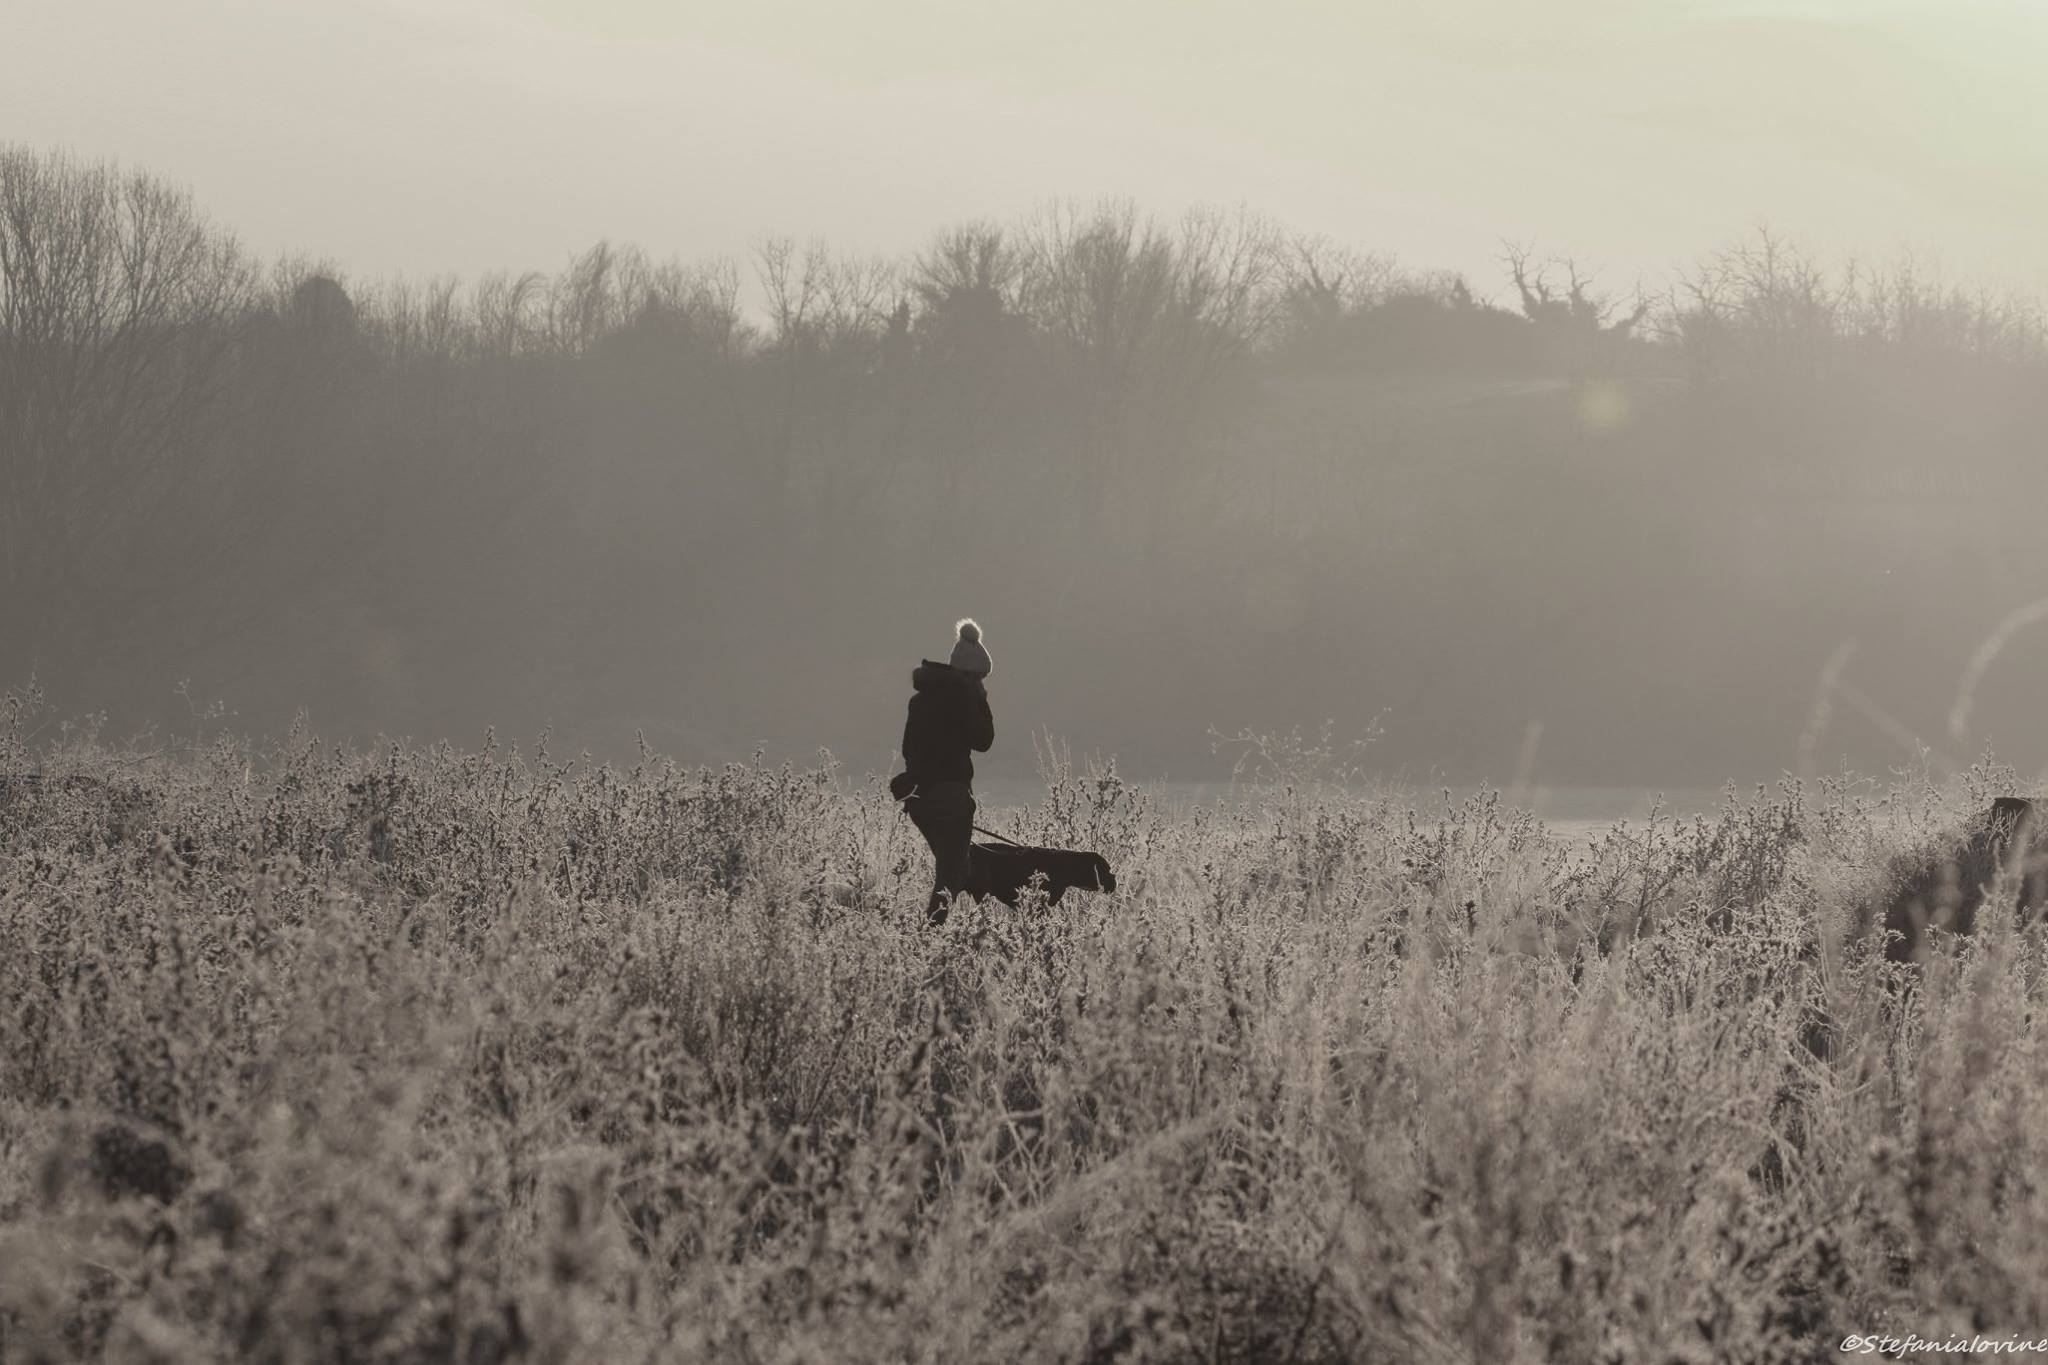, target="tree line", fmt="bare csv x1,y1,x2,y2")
5,143,2044,777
